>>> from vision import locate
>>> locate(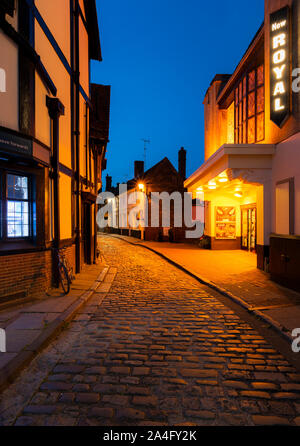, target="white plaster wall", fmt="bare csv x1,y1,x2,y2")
271,132,300,235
